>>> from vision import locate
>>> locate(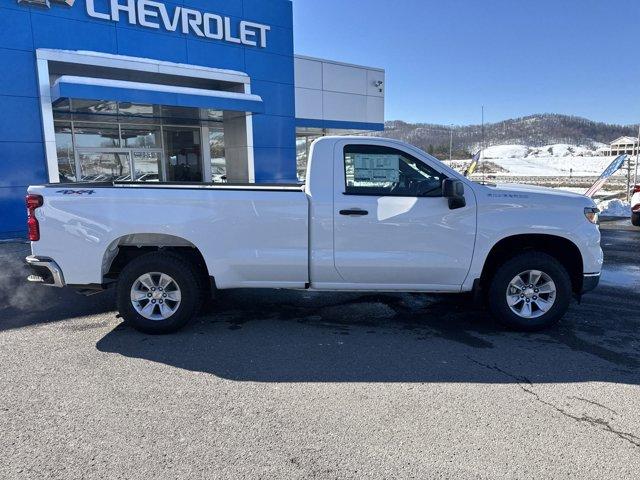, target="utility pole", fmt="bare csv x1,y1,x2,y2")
449,124,453,162
627,127,640,203
627,154,631,203
634,124,640,189
481,106,485,182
